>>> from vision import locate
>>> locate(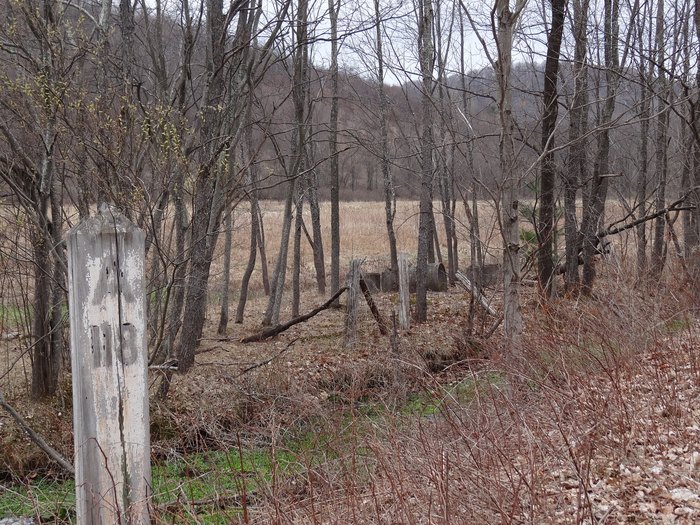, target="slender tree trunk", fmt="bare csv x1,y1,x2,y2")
681,123,695,255
636,2,651,274
264,0,308,325
177,0,240,372
374,0,398,275
236,134,261,323
308,188,326,294
49,172,66,375
690,0,700,253
292,182,305,318
235,201,259,324
458,13,481,276
177,169,225,371
160,171,189,364
435,5,456,283
329,0,341,298
496,0,528,344
564,0,589,293
31,213,59,398
415,0,435,323
263,180,295,326
580,0,619,295
27,1,62,398
305,141,326,294
651,0,669,275
537,0,566,298
257,203,271,295
217,209,233,334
